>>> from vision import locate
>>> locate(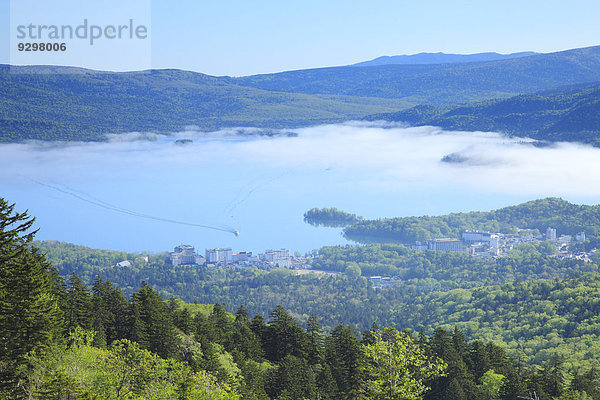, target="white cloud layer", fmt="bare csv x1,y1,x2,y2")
1,122,599,198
